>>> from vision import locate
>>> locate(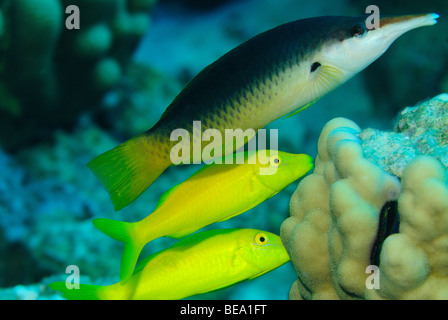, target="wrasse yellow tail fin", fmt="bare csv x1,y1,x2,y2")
87,134,170,211
49,282,102,300
93,218,144,283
